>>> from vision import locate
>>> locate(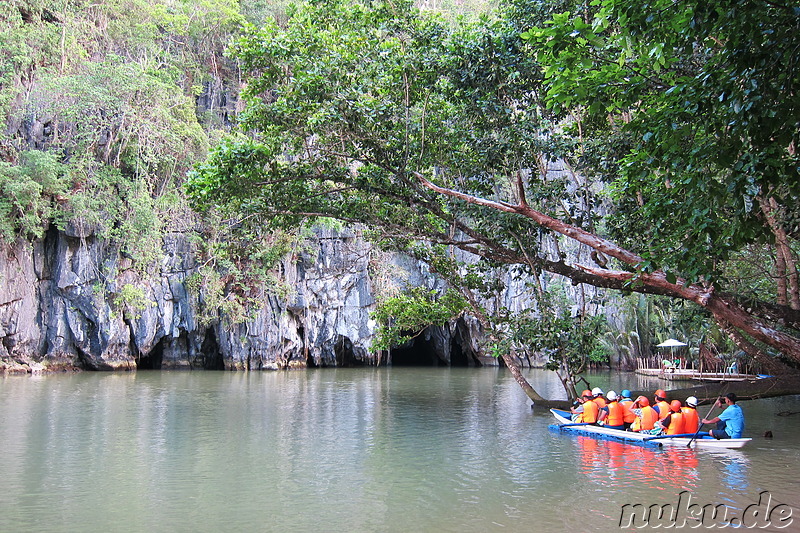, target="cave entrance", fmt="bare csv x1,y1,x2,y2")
390,334,447,367
201,328,224,370
335,335,362,367
298,325,317,368
450,337,470,367
137,341,163,370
